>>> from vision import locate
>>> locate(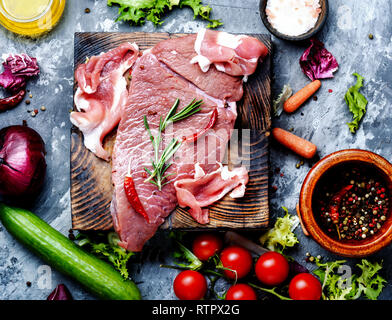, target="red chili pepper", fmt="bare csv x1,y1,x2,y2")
0,89,26,112
124,174,150,223
182,108,218,143
329,185,353,224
